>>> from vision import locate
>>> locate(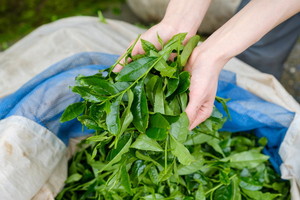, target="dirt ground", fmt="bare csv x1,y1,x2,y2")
104,4,300,103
